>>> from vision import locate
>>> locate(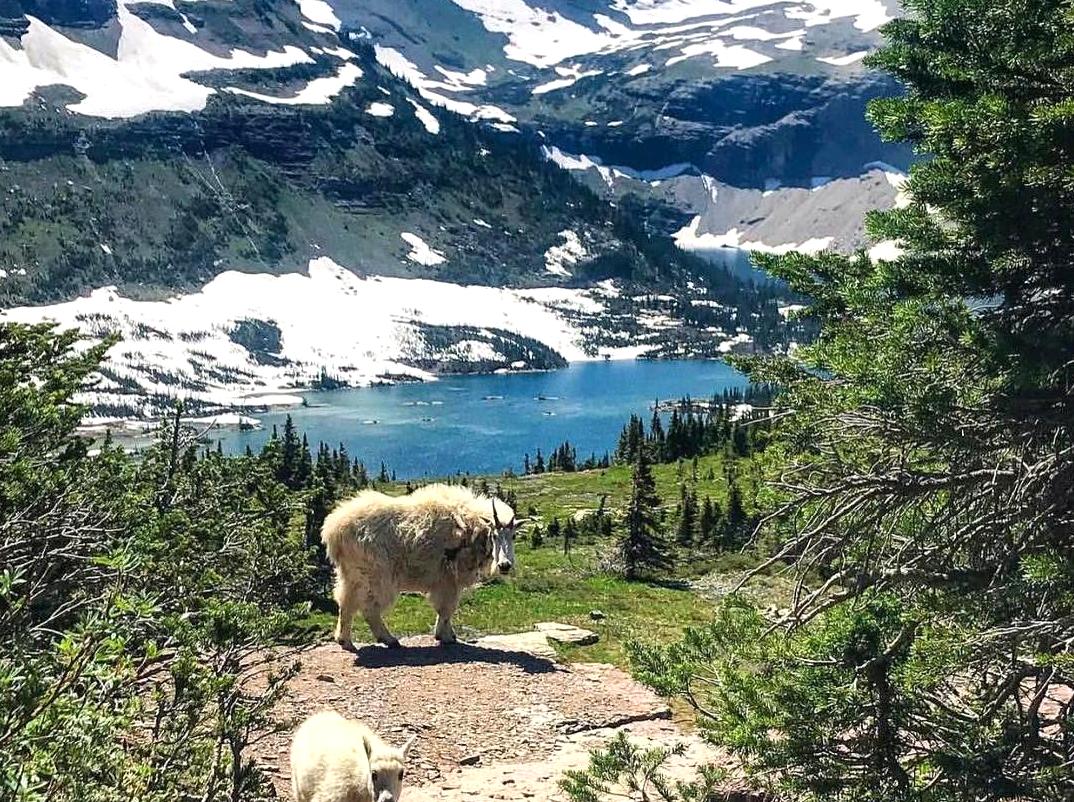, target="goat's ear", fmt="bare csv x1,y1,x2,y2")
452,512,469,539
401,734,417,758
